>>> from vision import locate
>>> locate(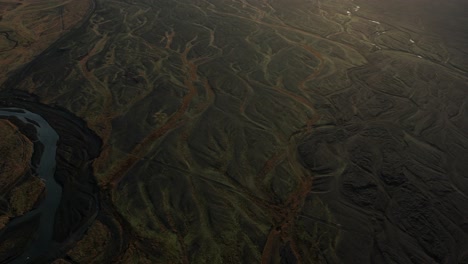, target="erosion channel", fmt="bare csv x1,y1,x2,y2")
0,0,467,263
